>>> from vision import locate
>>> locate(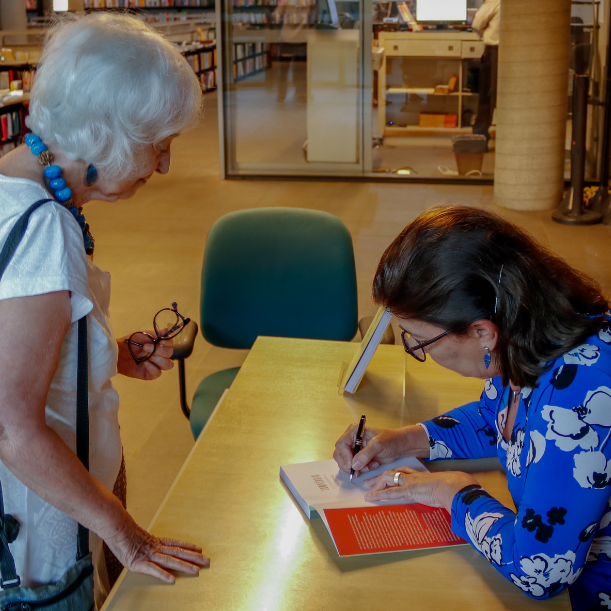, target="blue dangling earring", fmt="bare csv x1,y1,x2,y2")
85,164,98,186
483,347,491,369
